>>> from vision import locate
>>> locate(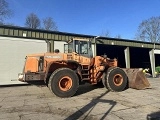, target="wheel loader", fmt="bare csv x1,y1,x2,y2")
18,38,150,97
